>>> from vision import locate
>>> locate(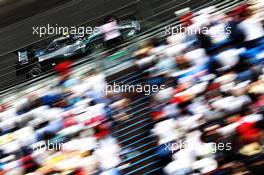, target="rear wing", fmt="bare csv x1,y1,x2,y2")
18,51,29,63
